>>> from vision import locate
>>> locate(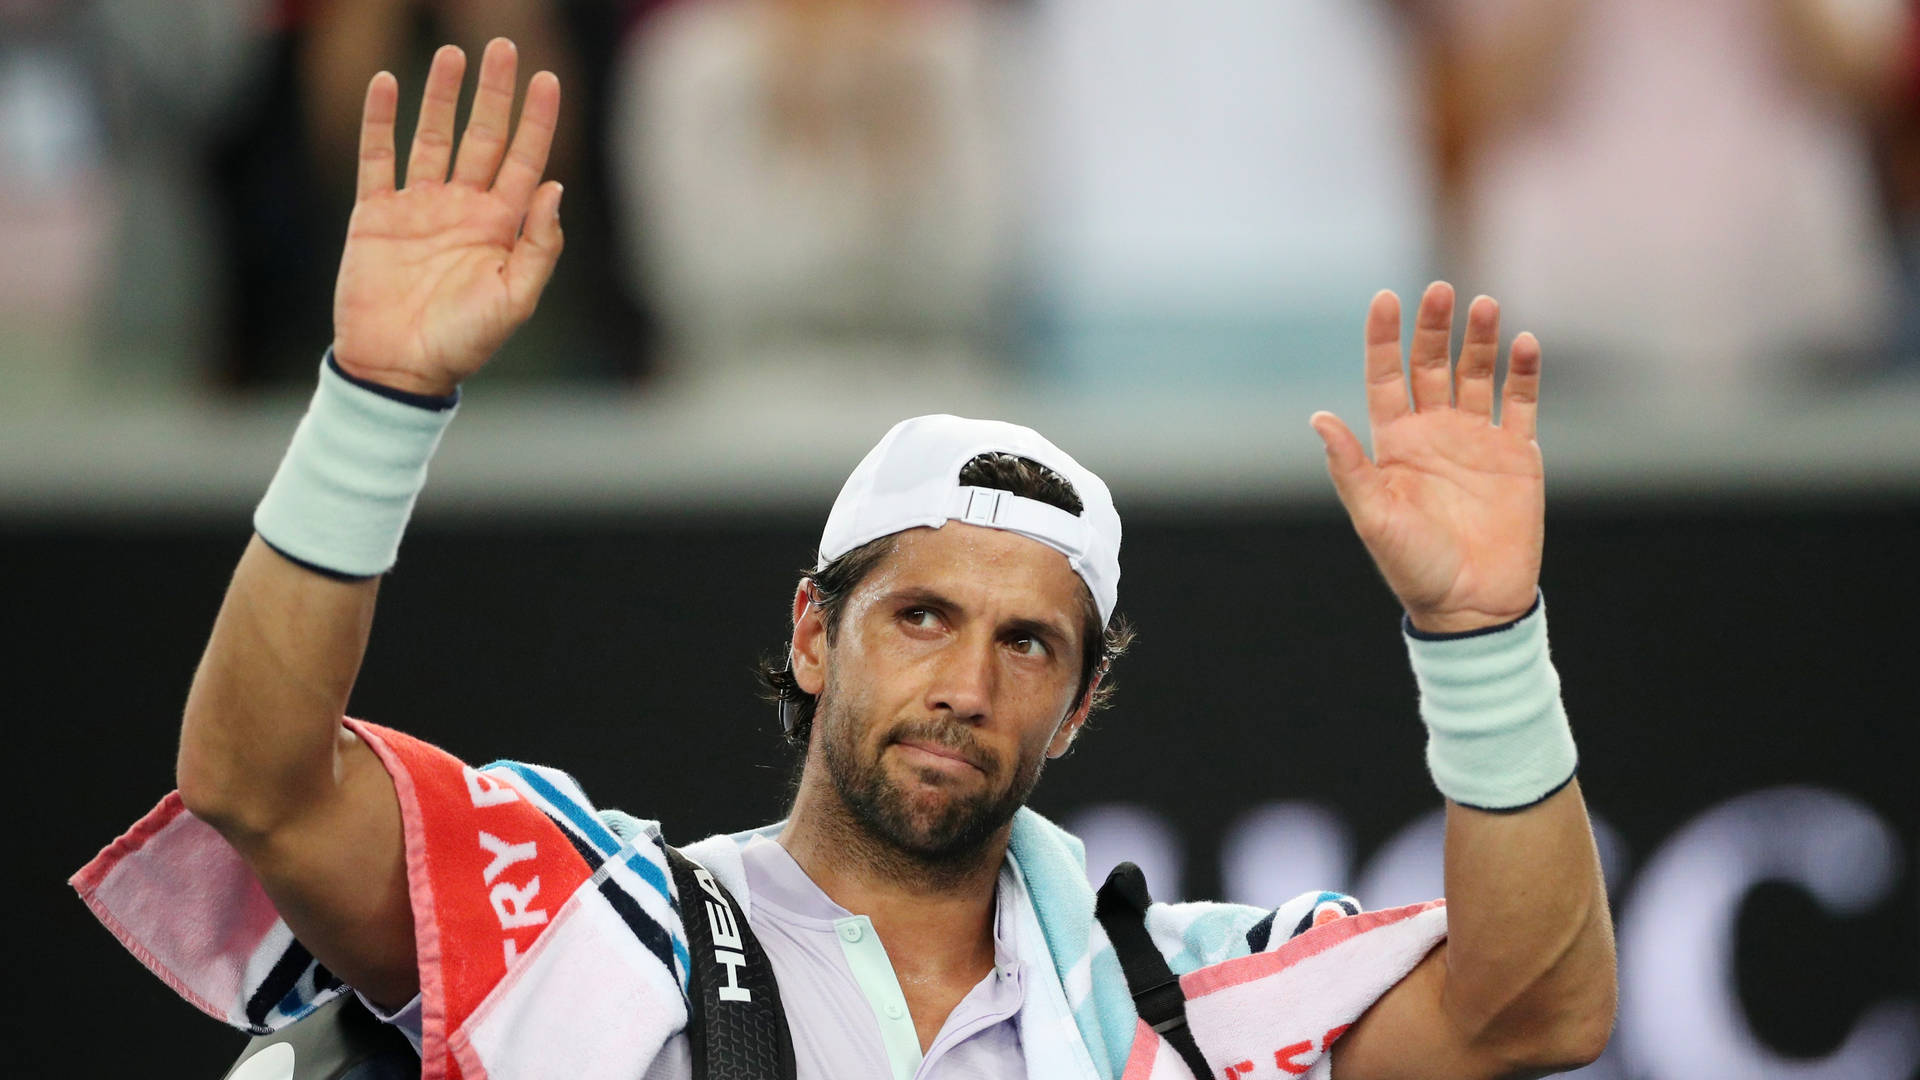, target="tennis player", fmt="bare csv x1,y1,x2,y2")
111,38,1613,1079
